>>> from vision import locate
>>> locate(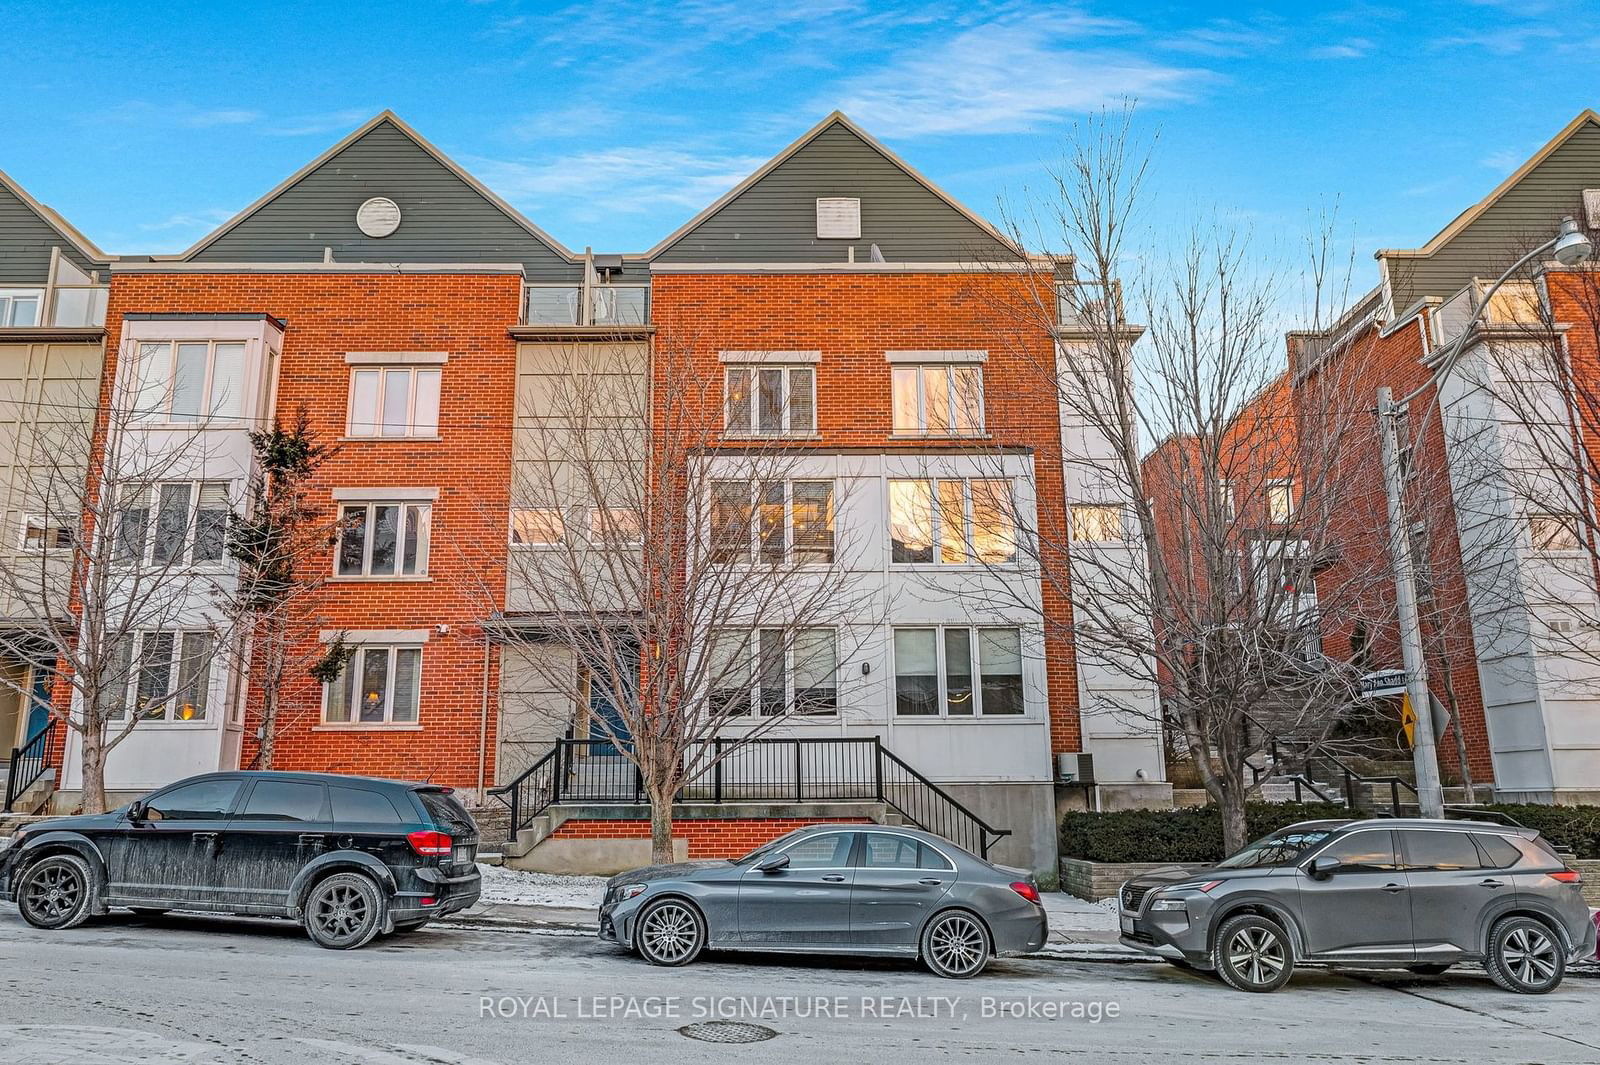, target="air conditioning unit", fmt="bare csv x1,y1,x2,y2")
1056,752,1095,784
